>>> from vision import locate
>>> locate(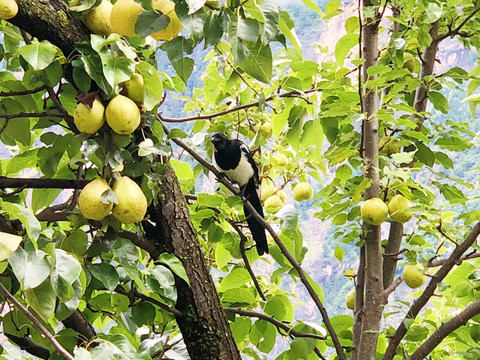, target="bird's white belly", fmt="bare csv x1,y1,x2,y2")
223,154,254,186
